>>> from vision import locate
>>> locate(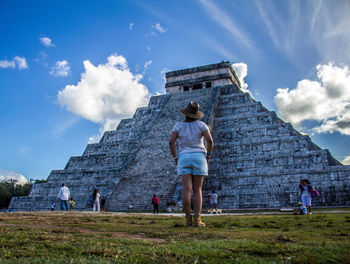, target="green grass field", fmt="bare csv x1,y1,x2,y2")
0,211,349,263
